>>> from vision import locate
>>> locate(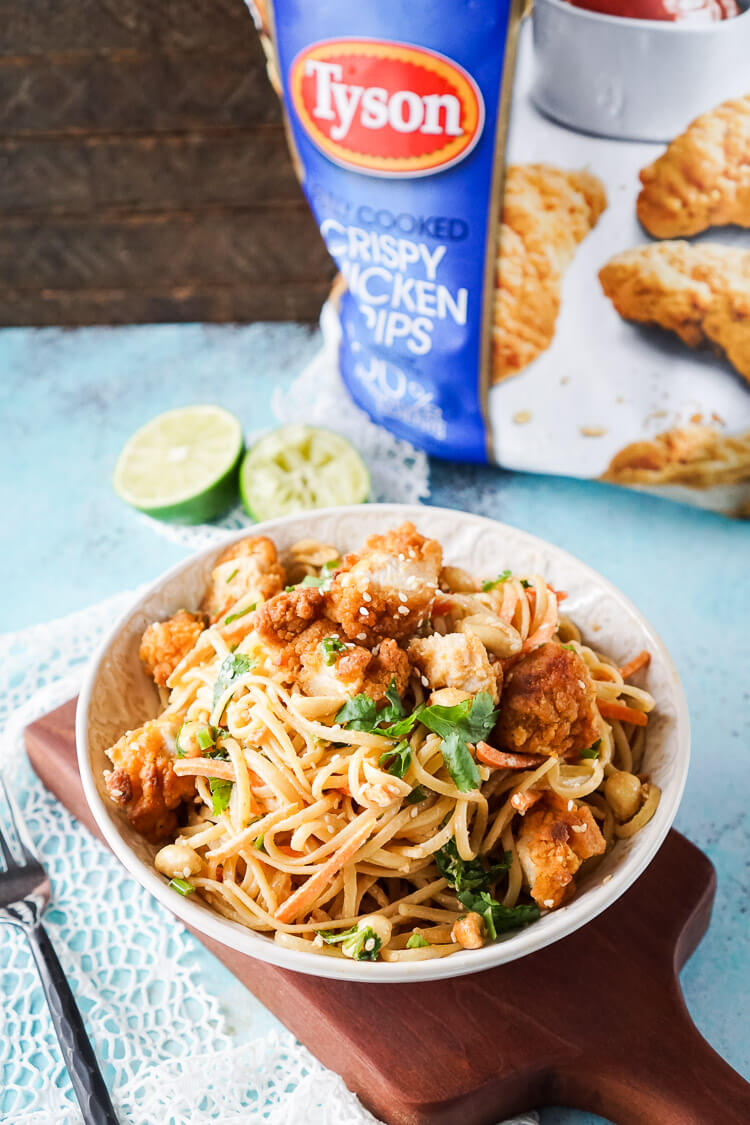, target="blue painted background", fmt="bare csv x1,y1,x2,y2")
2,321,748,1123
